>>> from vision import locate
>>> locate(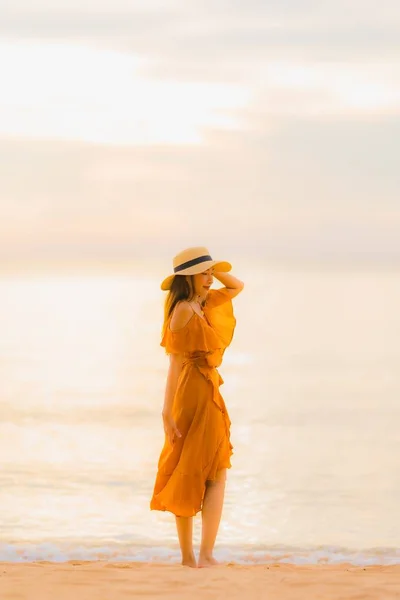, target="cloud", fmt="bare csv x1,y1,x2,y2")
1,1,399,148
0,40,250,145
0,0,400,65
1,37,399,152
1,112,399,265
1,1,399,267
1,1,400,76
